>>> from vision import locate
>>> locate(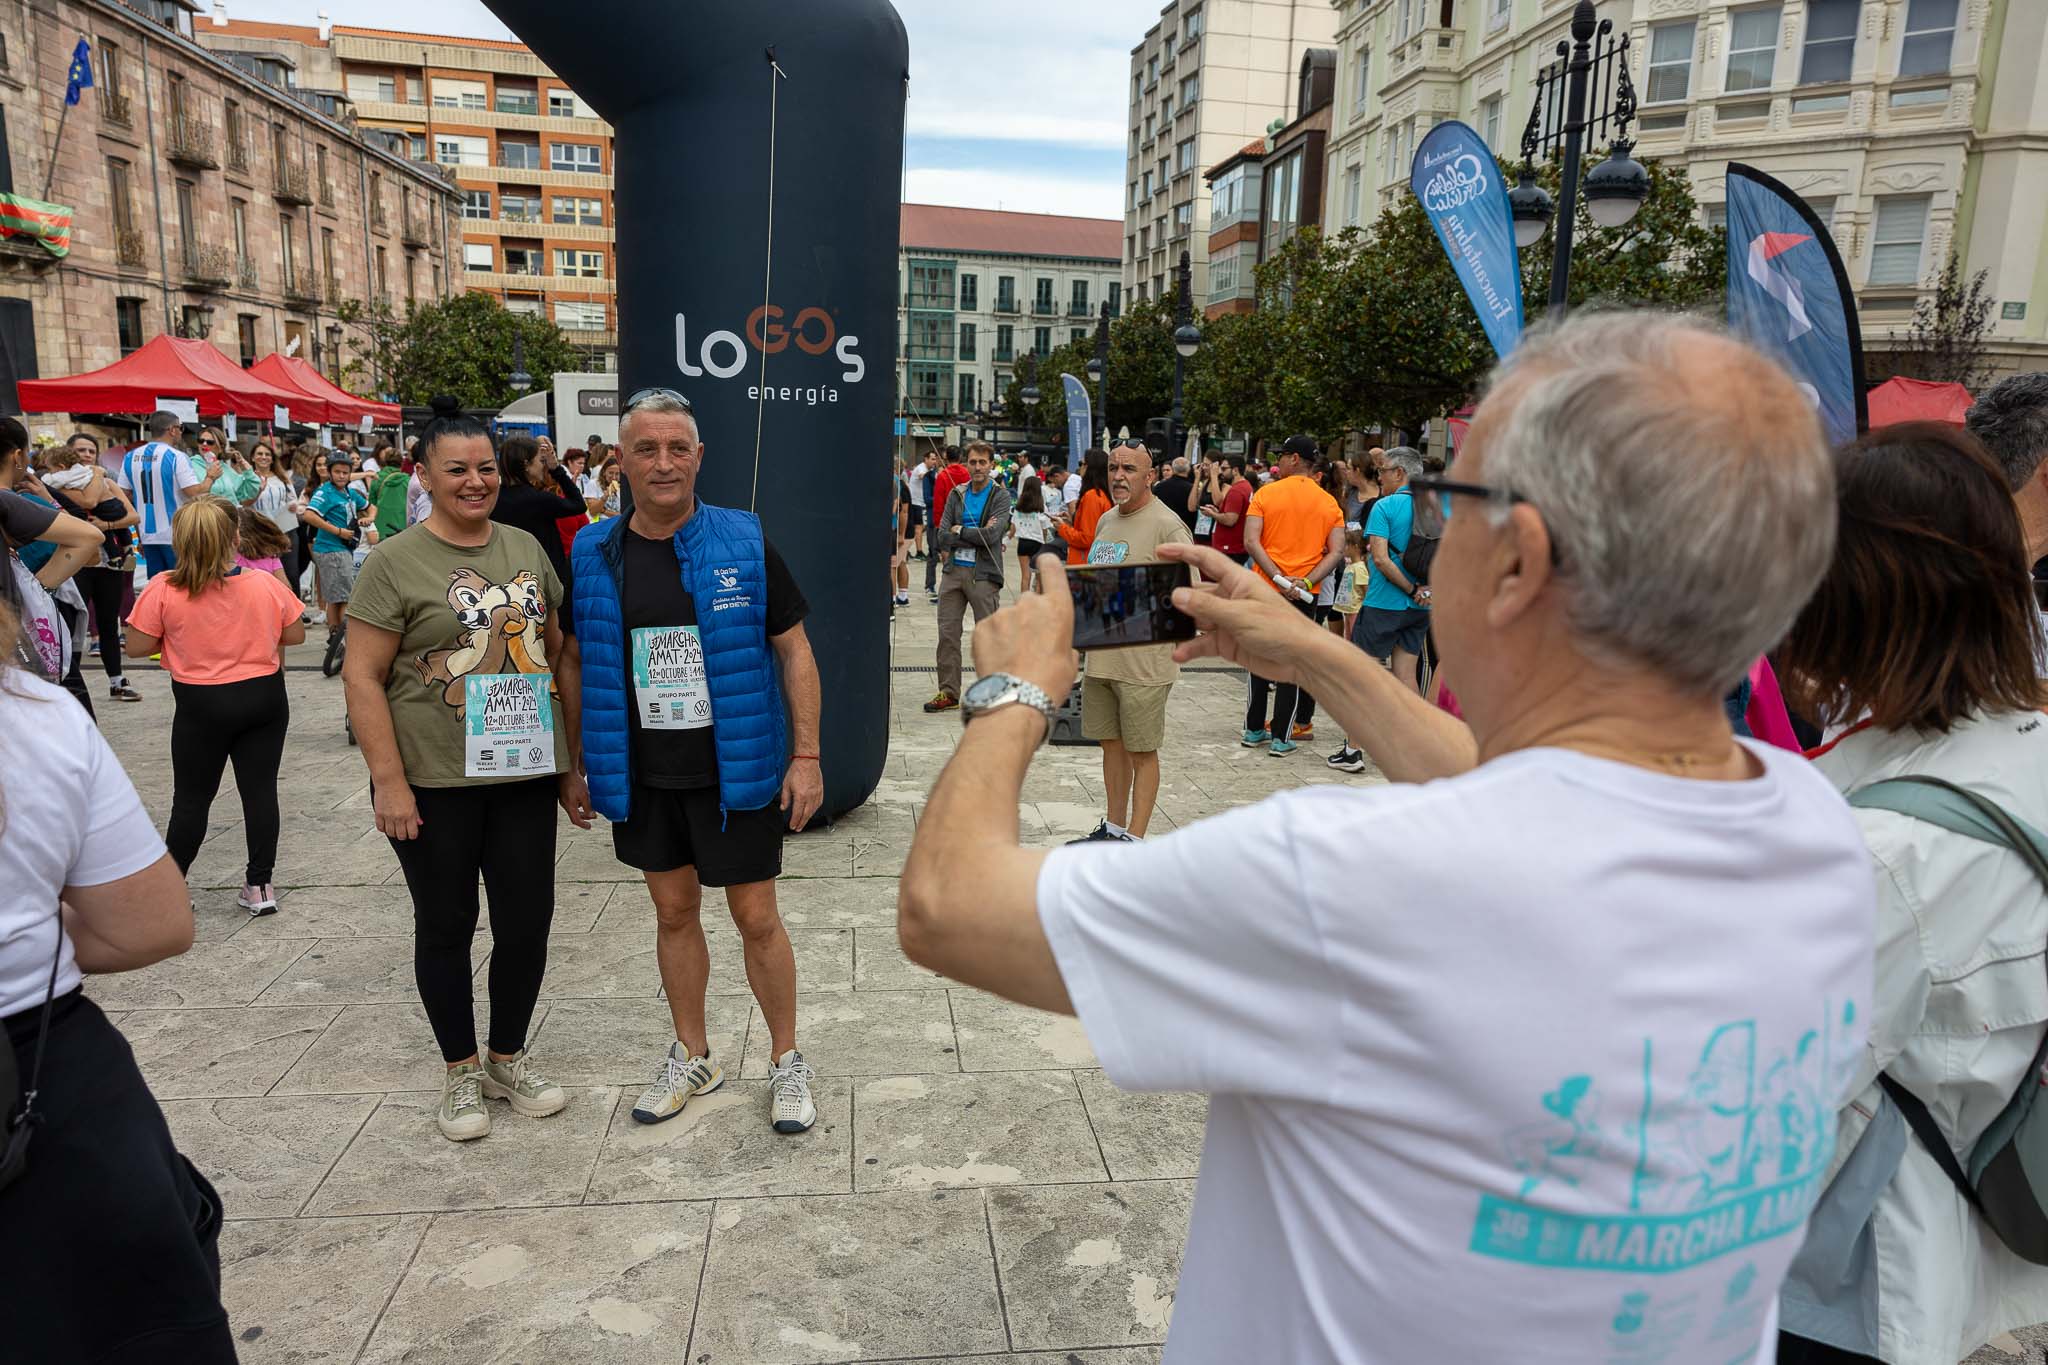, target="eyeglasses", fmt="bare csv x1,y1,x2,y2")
198,437,218,448
1408,473,1562,566
624,387,694,412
